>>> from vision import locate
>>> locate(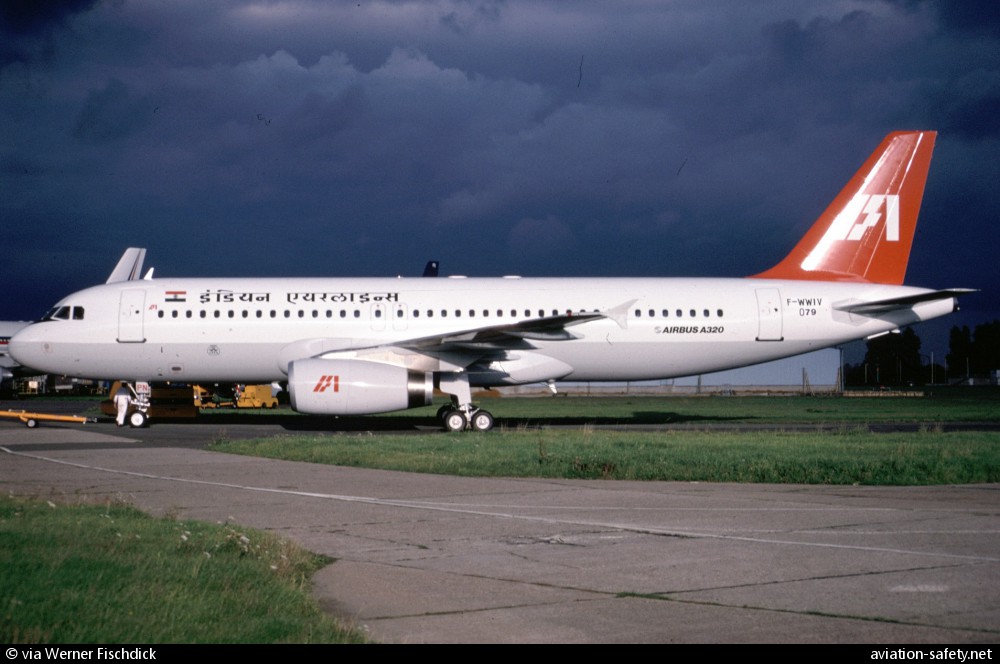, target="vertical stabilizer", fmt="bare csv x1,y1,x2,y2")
106,248,147,284
753,131,936,285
